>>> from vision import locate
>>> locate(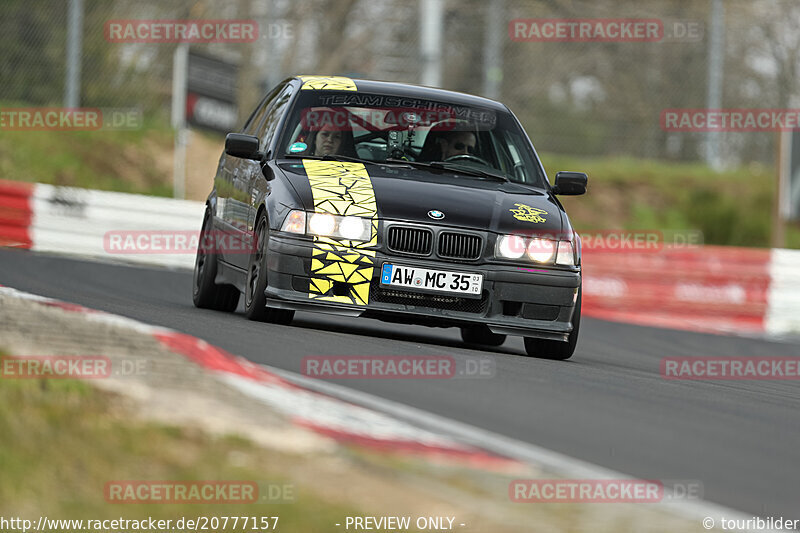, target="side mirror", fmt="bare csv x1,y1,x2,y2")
225,133,262,160
552,171,588,196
